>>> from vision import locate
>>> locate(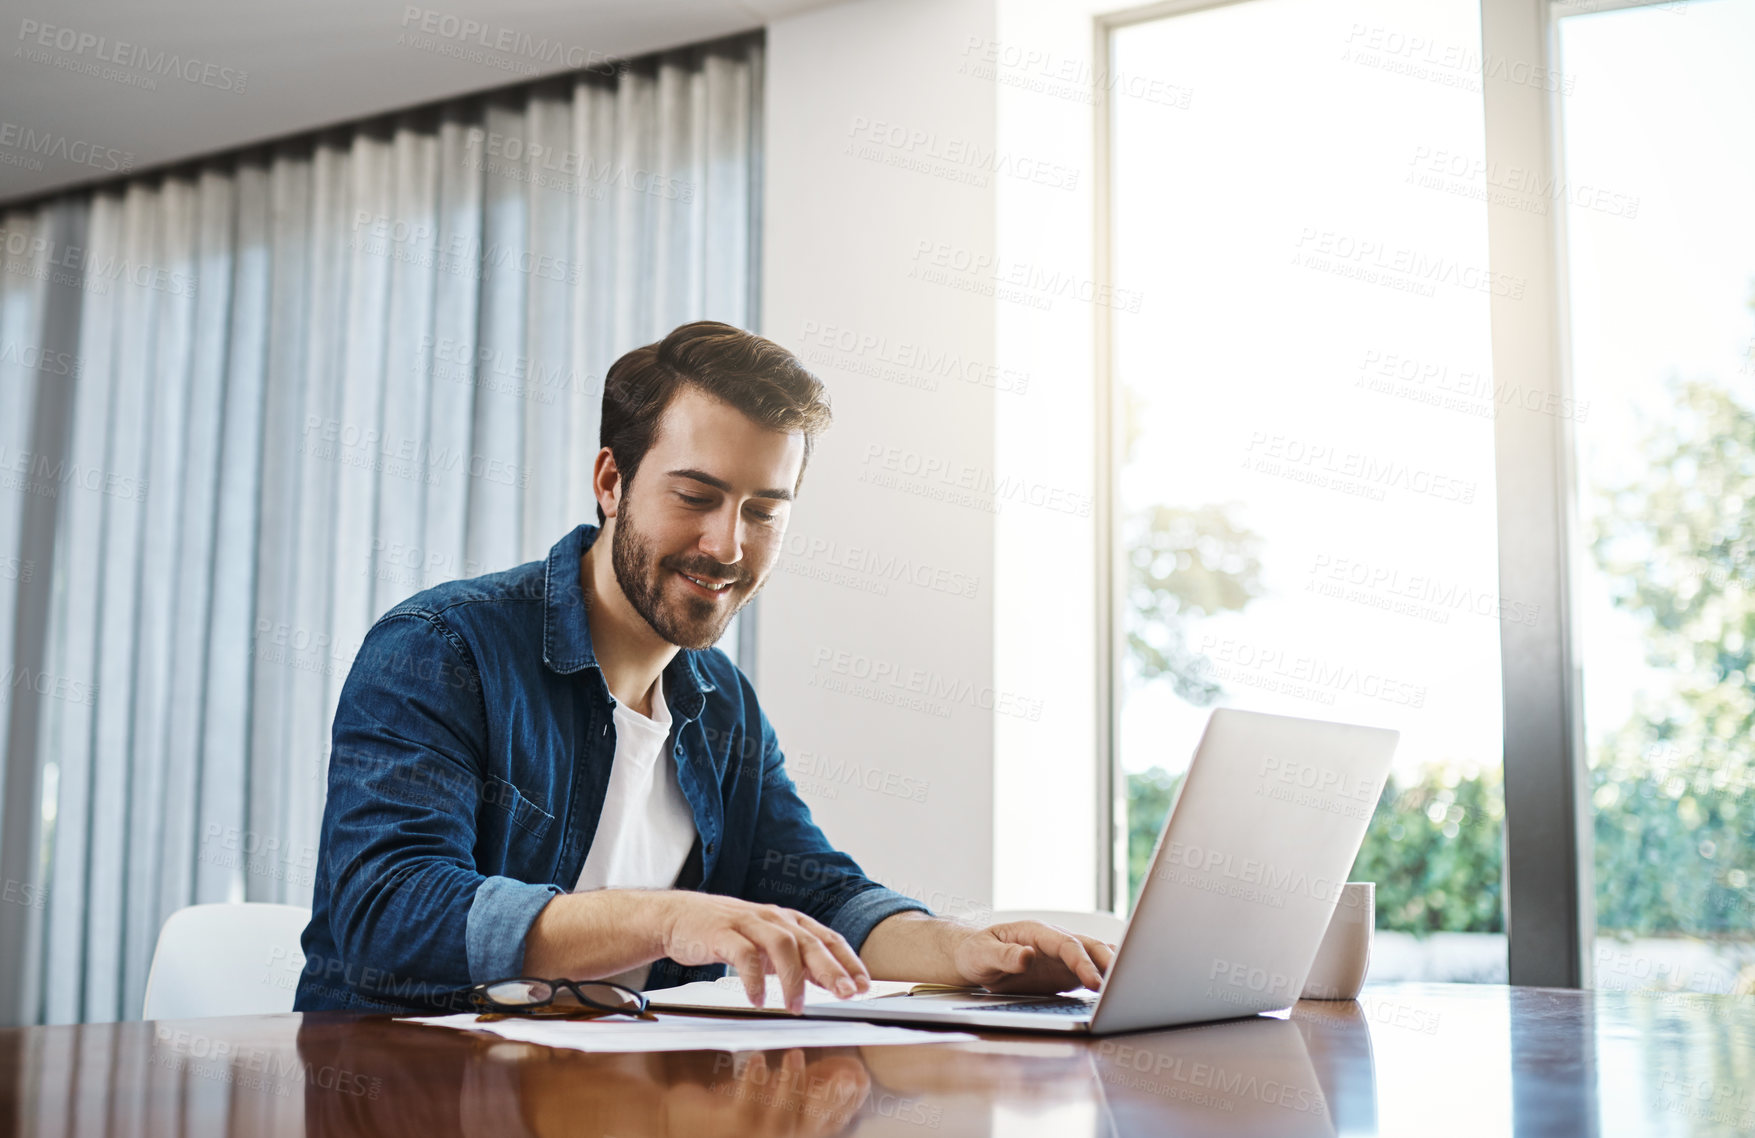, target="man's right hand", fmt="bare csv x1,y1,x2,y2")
655,892,871,1013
